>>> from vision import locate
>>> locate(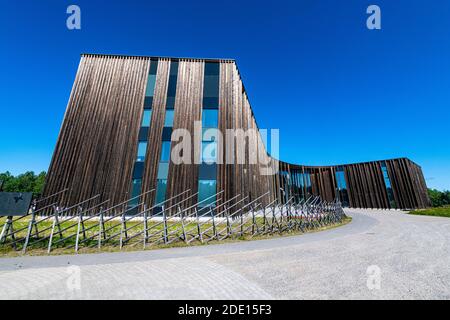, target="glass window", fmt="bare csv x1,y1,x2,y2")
202,109,218,128
204,62,220,76
335,168,347,190
170,61,179,76
381,162,396,208
381,165,392,188
145,75,157,97
202,141,217,163
203,75,219,98
149,59,158,75
136,142,147,162
155,179,167,205
157,162,169,180
129,178,142,207
164,110,175,127
160,141,171,162
141,110,152,127
198,180,217,207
